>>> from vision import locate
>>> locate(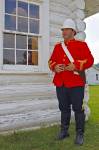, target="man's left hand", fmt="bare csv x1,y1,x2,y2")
65,63,76,71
